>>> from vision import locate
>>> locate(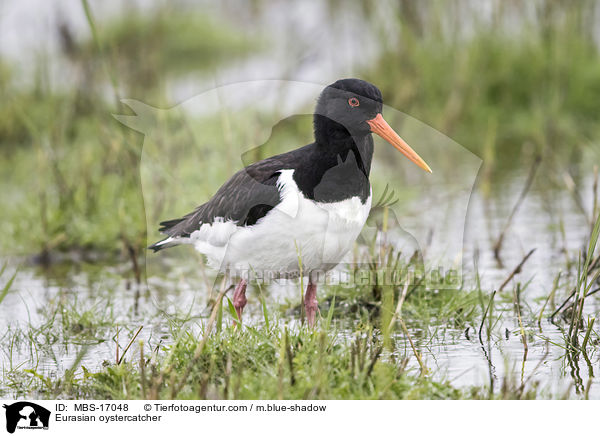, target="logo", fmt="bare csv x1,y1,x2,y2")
2,402,50,434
